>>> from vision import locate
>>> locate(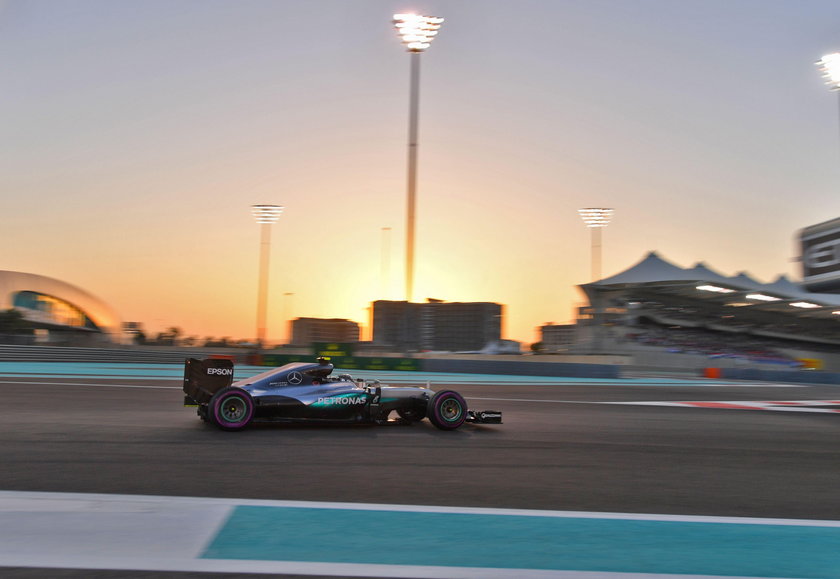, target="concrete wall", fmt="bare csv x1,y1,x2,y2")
719,368,840,385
